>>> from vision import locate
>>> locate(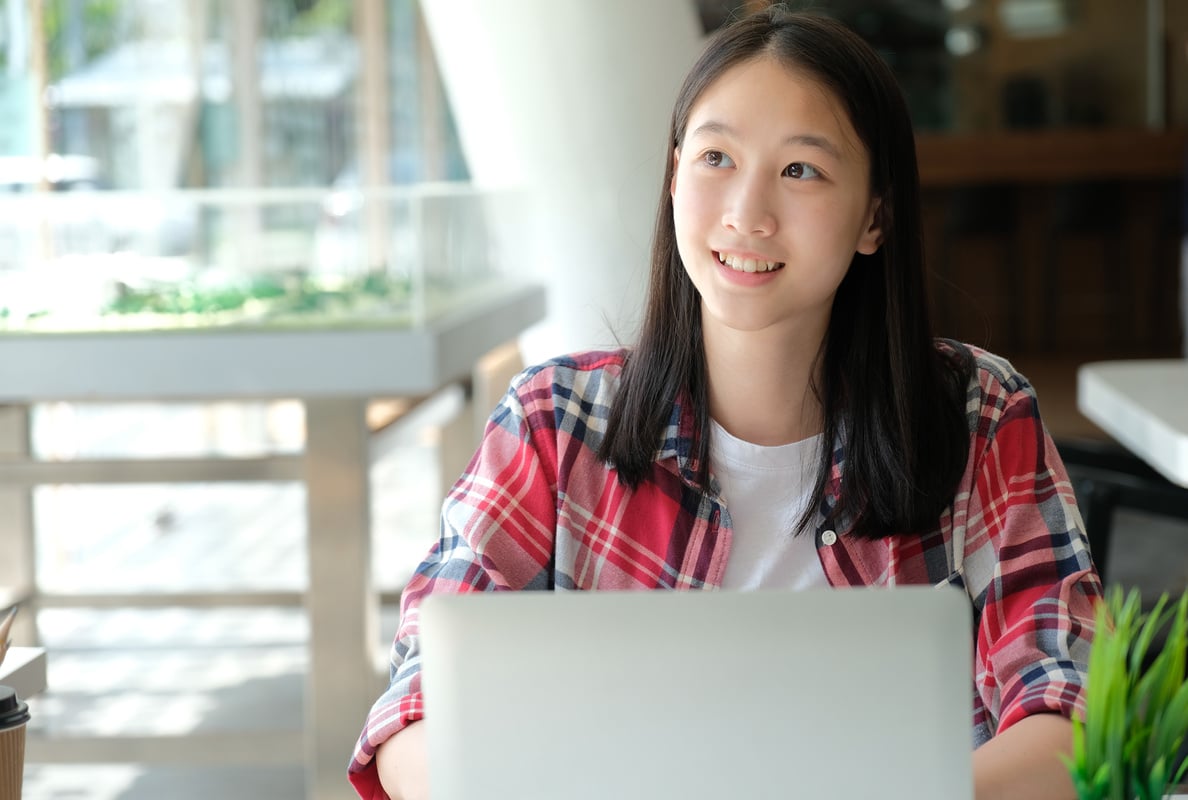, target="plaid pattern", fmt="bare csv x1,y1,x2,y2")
349,343,1101,798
